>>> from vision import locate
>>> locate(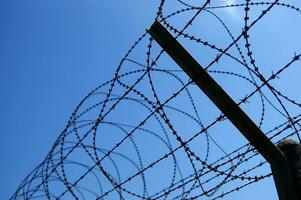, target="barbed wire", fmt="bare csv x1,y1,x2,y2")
10,0,301,199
